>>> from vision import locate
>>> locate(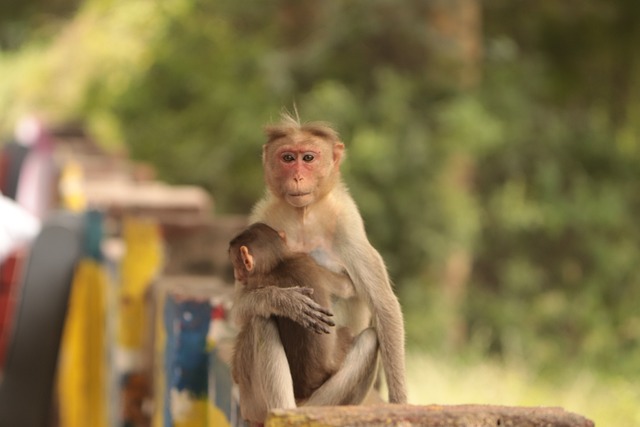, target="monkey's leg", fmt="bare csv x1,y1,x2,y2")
236,317,296,424
304,327,379,406
252,317,296,413
234,324,265,423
